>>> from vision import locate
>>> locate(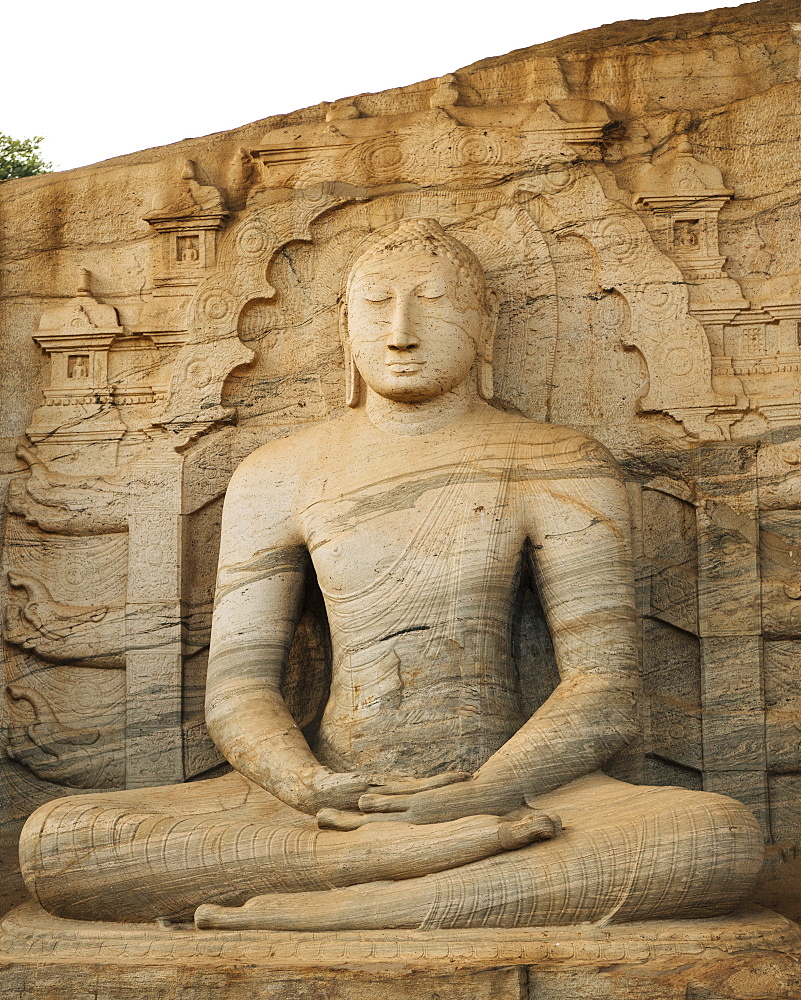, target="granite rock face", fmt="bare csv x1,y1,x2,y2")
4,1,801,995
